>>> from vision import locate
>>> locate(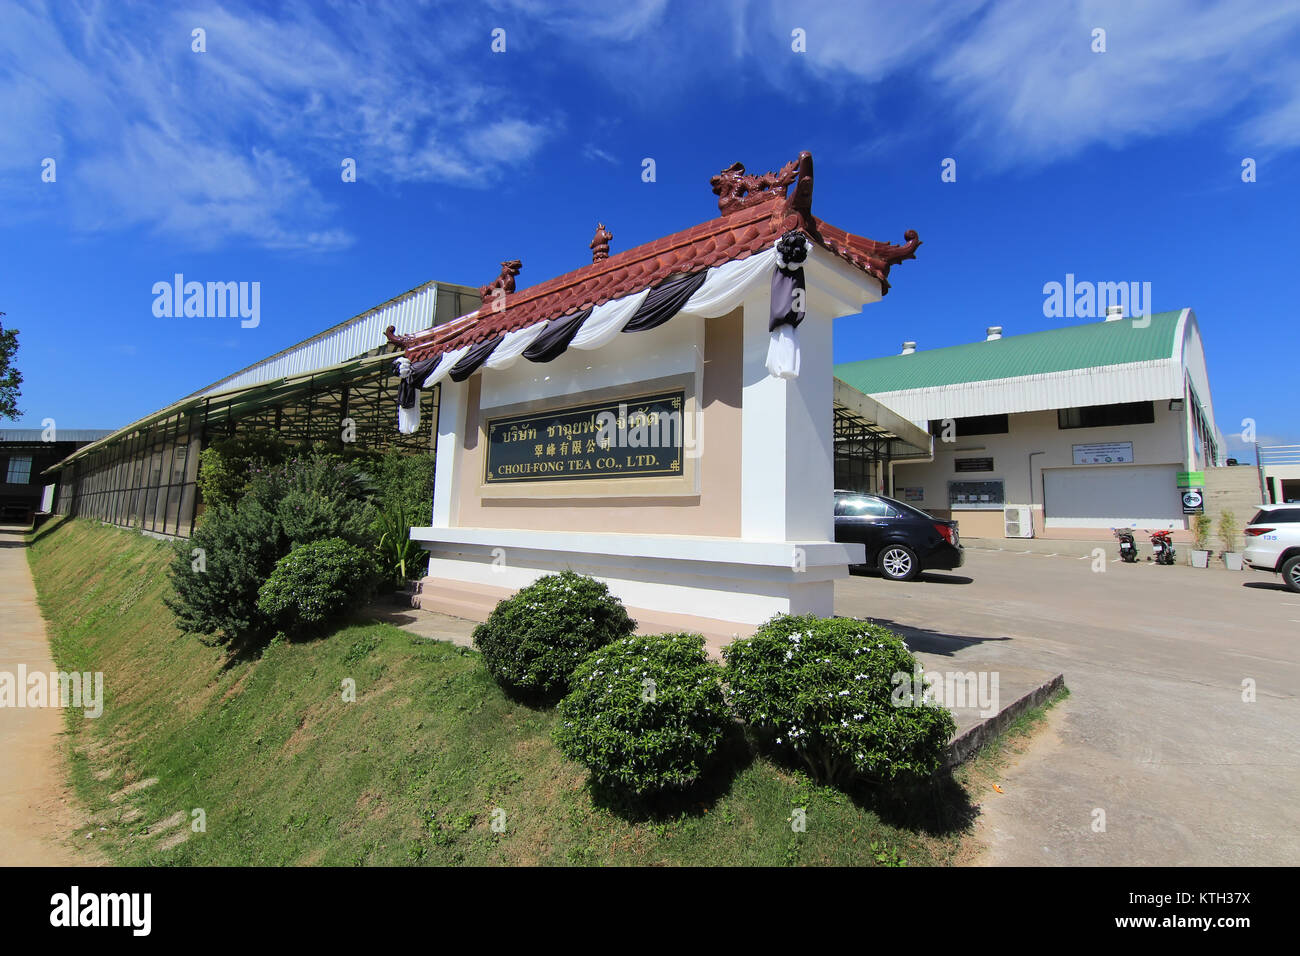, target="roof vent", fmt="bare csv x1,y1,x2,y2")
985,326,1002,341
901,341,917,355
1105,305,1124,322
